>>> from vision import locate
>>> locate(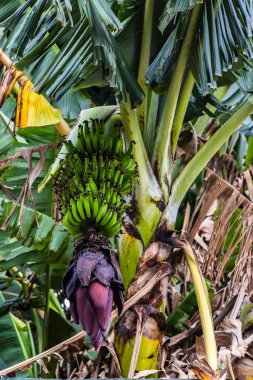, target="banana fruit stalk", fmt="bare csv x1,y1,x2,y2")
48,110,136,238
116,216,143,288
119,102,163,247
